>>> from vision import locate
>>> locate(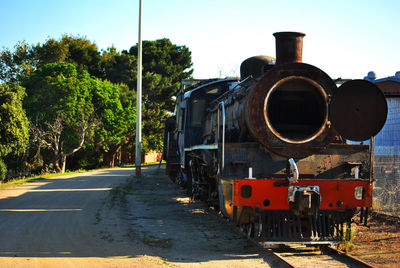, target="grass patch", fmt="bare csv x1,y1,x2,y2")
0,163,165,190
120,161,165,168
152,169,165,176
94,208,102,224
142,232,172,248
99,229,114,243
0,169,87,188
108,176,138,208
338,225,355,252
